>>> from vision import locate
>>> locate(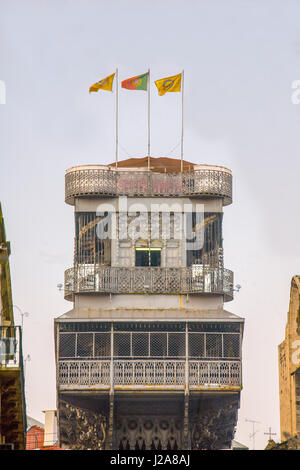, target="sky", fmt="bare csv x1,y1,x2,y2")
1,0,300,450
